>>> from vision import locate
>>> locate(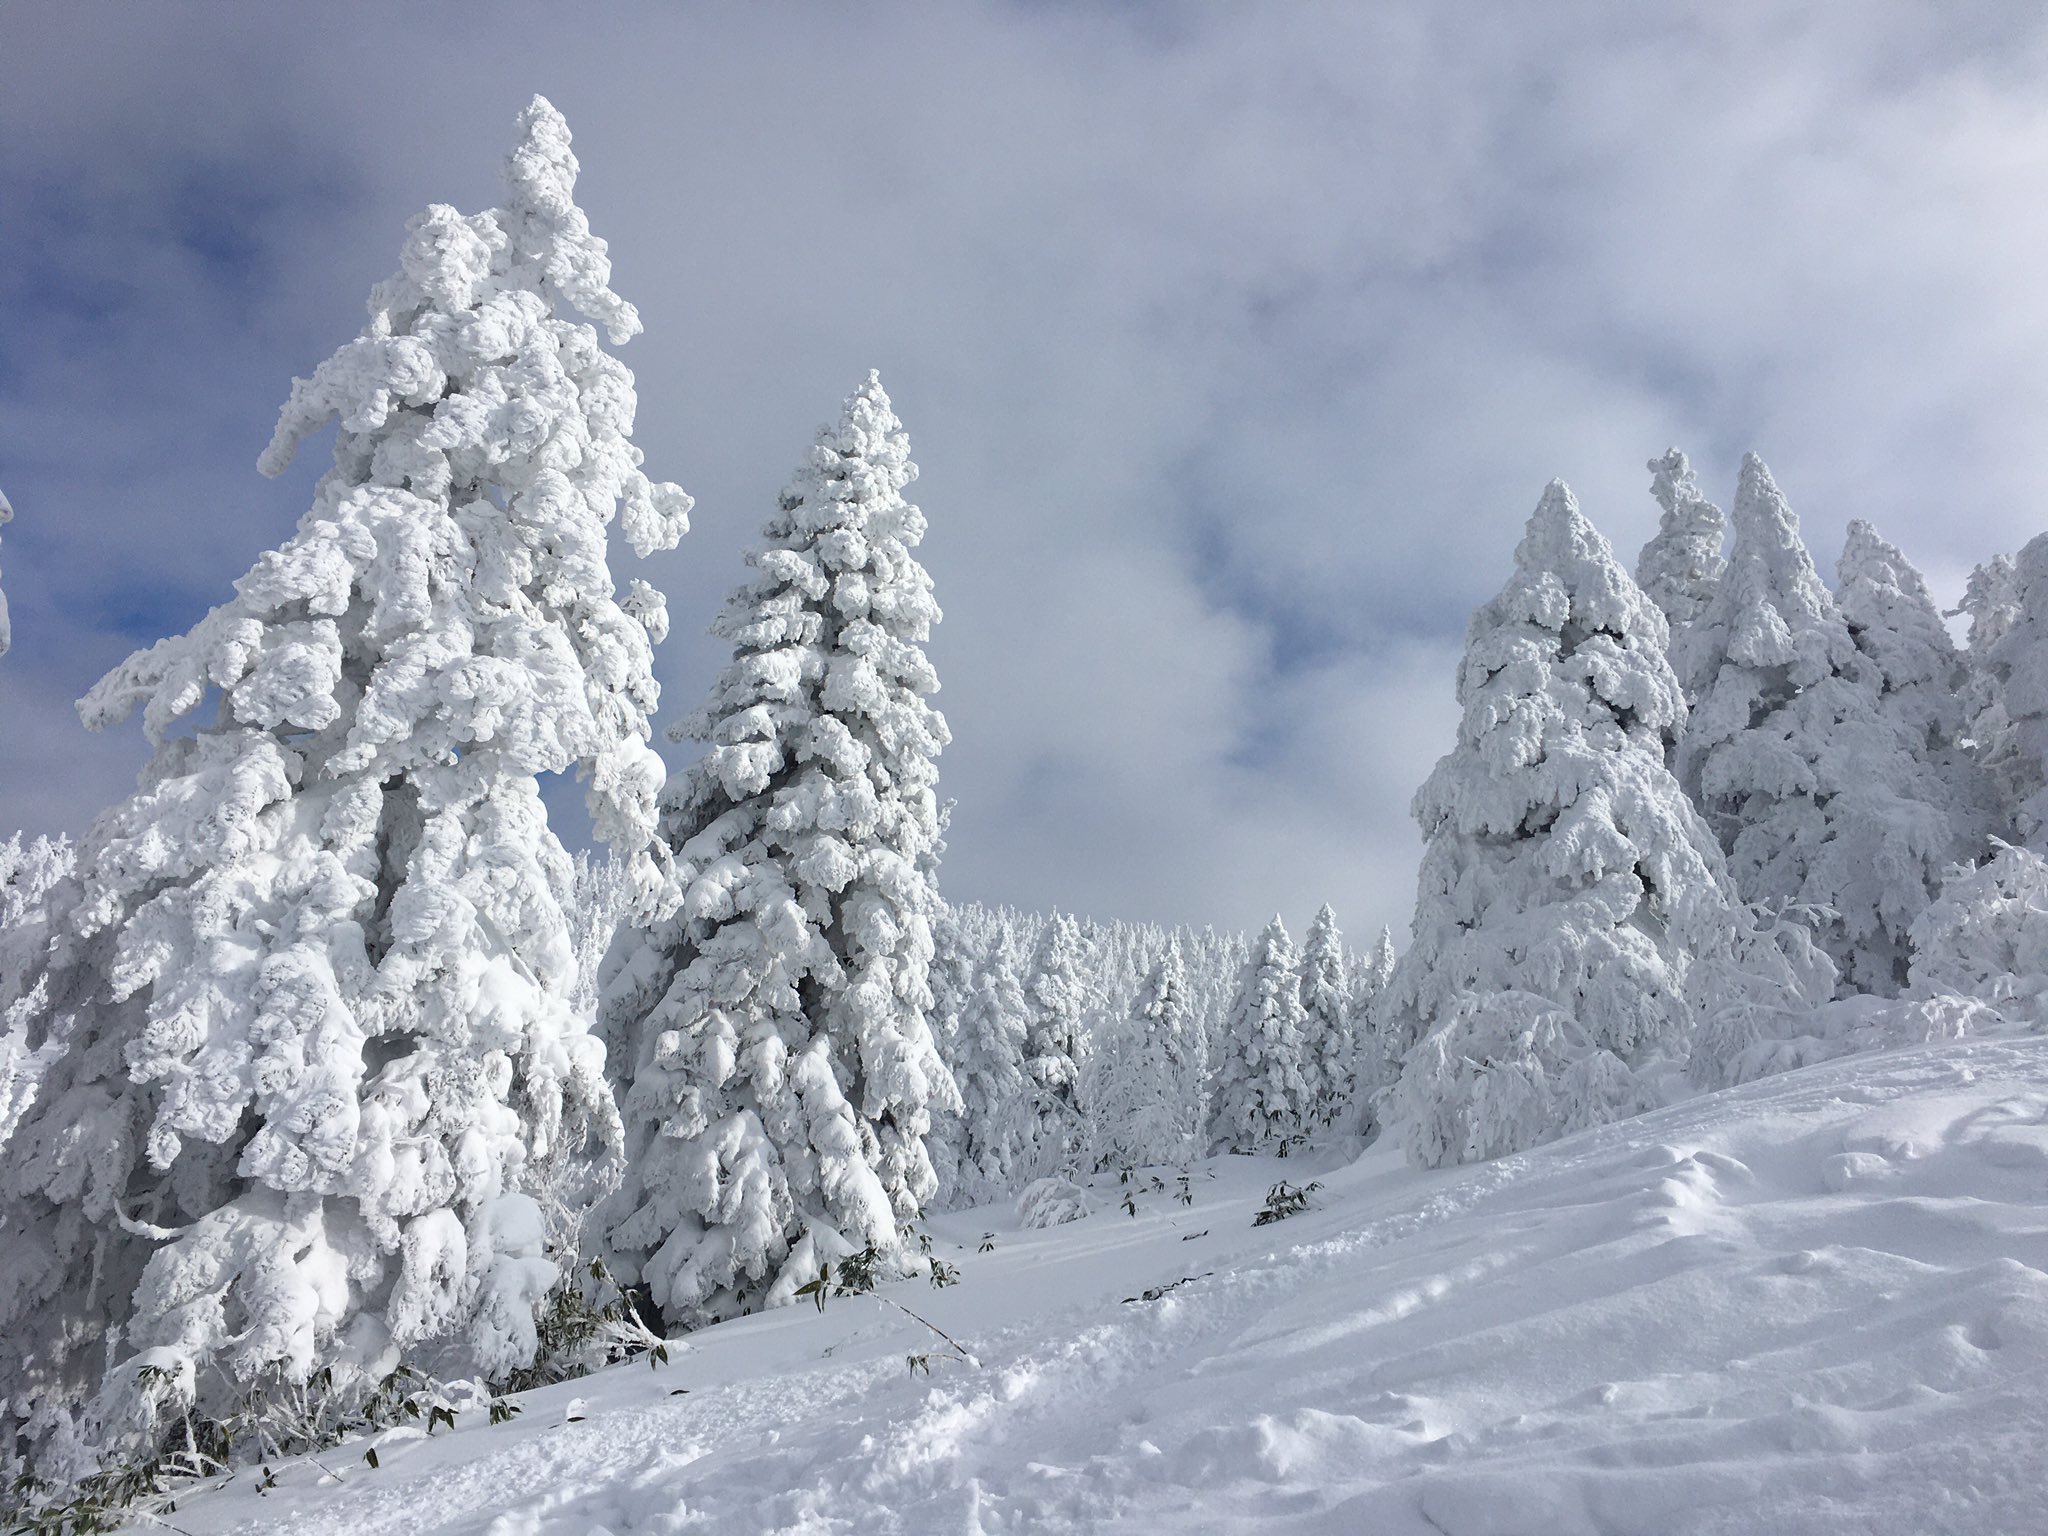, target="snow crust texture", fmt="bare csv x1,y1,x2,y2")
159,1039,2048,1536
